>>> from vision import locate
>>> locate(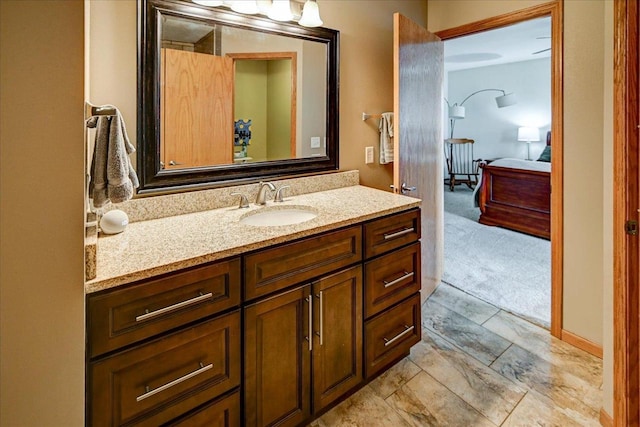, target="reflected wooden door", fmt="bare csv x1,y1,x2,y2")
161,48,233,169
393,13,443,302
